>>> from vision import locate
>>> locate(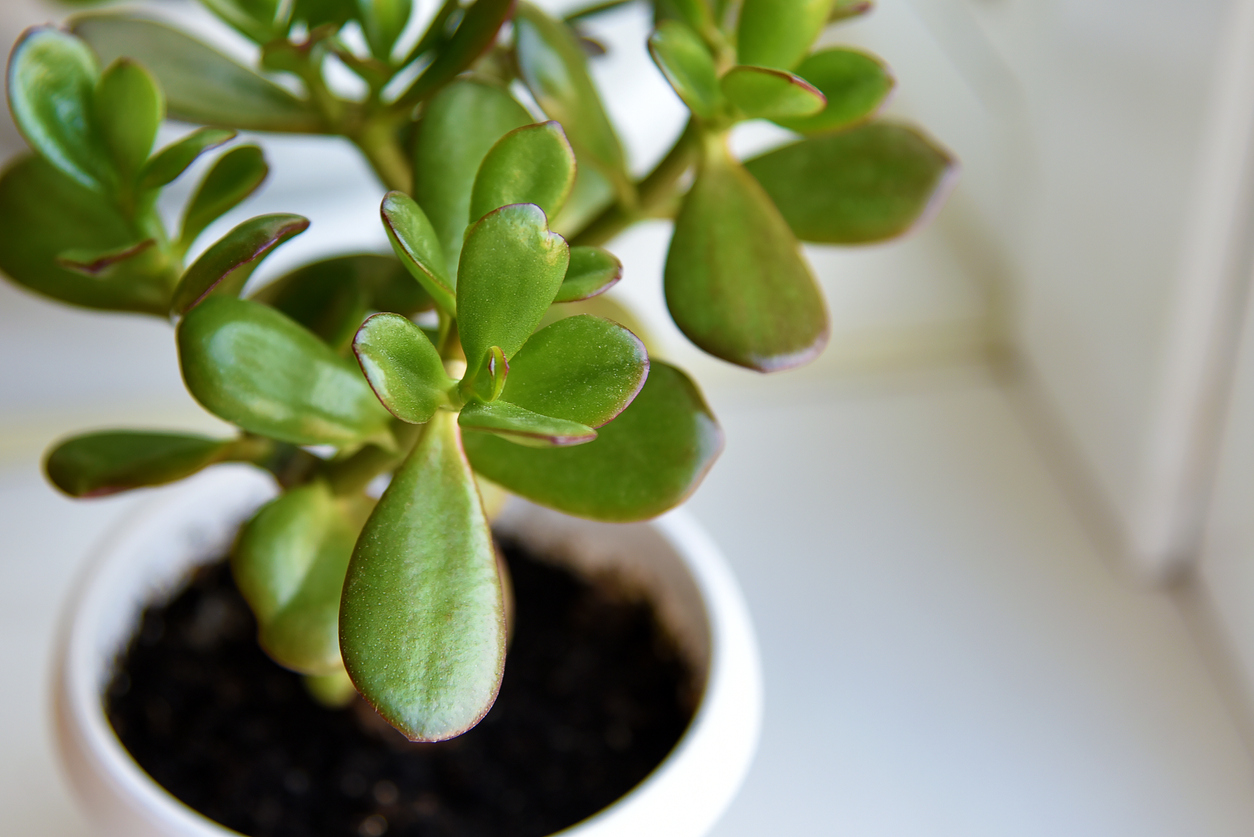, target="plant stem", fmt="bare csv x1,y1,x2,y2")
354,112,413,193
